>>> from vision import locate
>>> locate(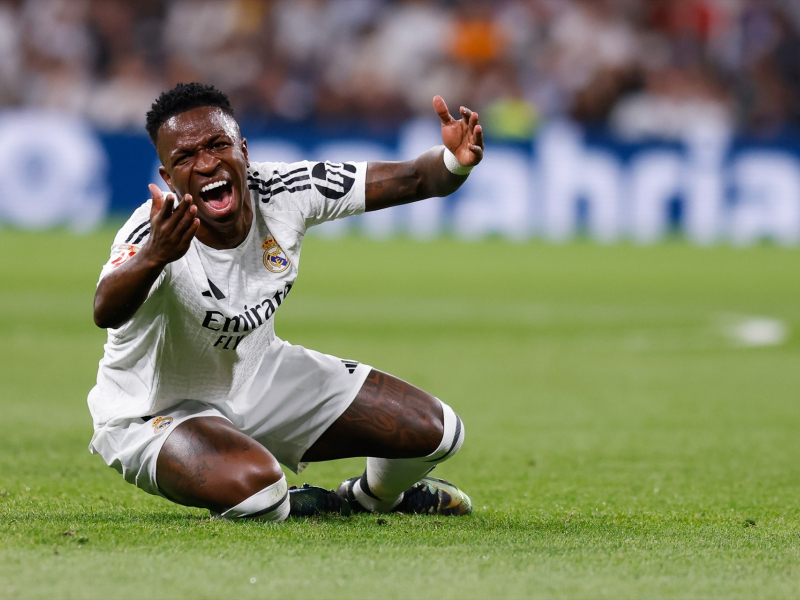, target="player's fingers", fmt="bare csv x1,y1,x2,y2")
178,202,198,228
148,184,164,217
167,193,194,226
468,144,484,161
165,193,180,216
433,95,453,125
169,206,193,239
460,106,474,121
159,192,174,219
171,192,190,215
462,111,479,138
160,198,181,230
180,218,200,245
472,123,484,148
148,183,162,202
